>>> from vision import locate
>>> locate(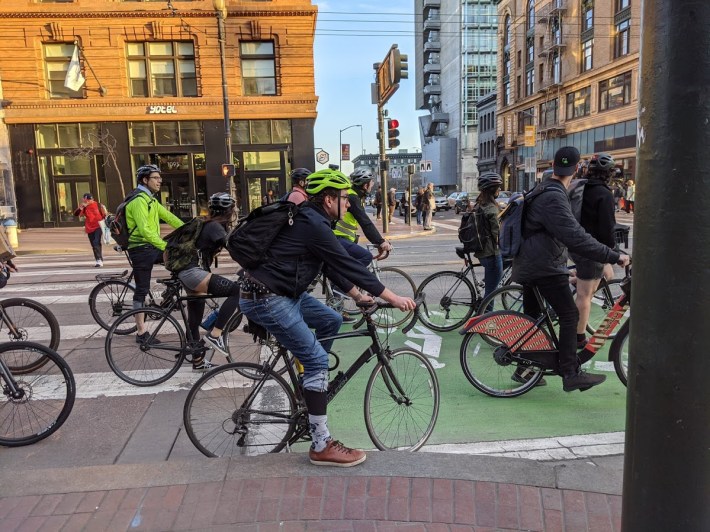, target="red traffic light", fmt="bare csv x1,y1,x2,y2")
388,119,400,129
